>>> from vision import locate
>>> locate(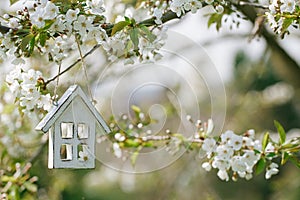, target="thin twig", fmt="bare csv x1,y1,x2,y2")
45,44,101,85
44,10,183,85
99,134,203,143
